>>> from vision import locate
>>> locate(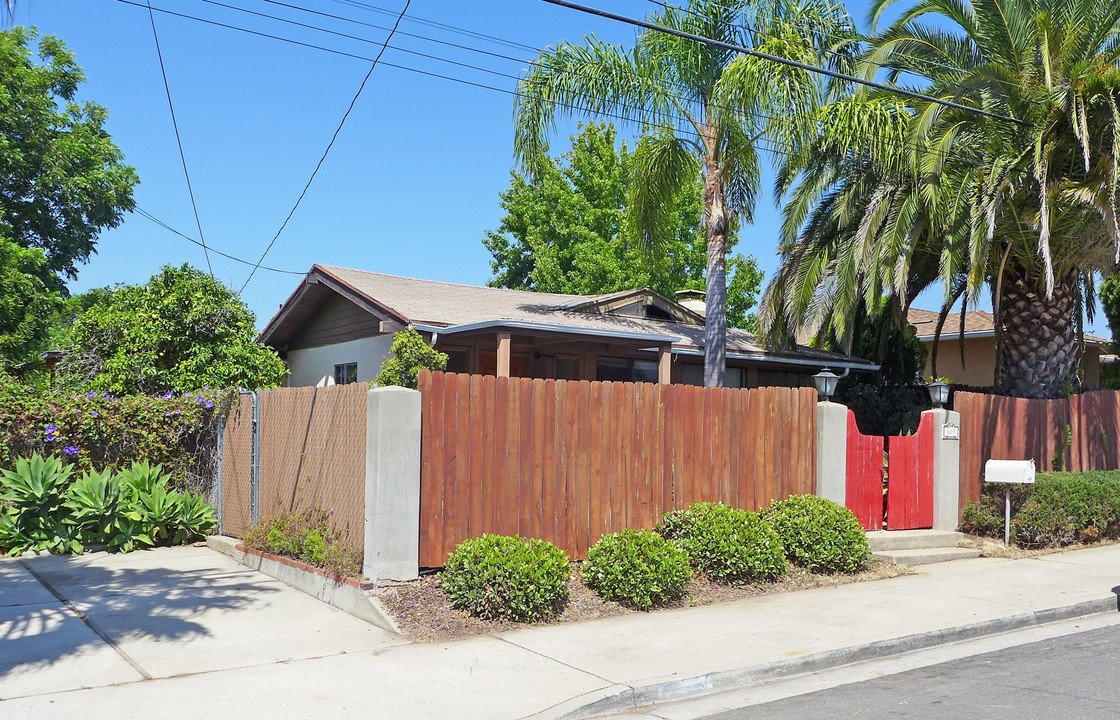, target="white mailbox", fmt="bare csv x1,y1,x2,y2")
984,459,1035,545
984,459,1036,485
